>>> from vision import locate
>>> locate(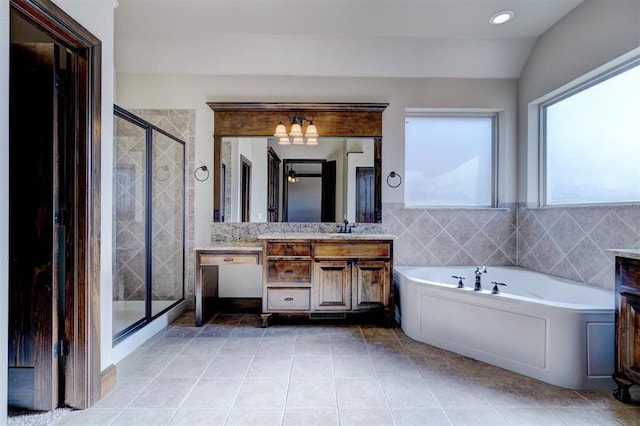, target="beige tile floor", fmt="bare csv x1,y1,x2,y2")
57,310,640,426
